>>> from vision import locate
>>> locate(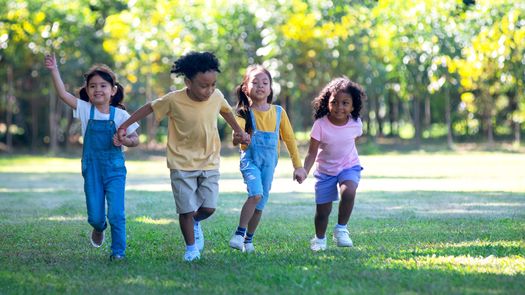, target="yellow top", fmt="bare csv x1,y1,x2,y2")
235,105,303,169
151,88,232,170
